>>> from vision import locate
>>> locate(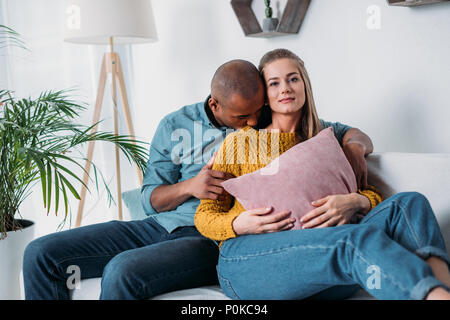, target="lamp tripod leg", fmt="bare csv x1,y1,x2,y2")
116,55,144,186
75,56,108,227
76,51,142,227
111,55,123,222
